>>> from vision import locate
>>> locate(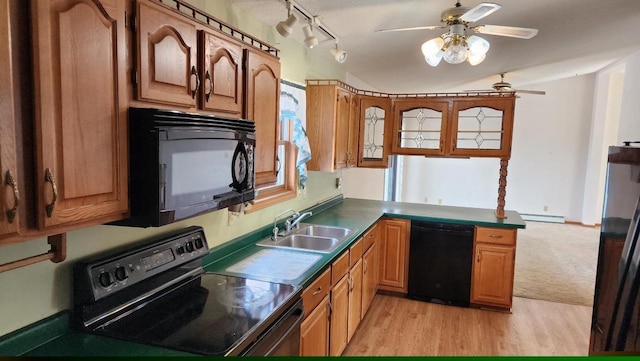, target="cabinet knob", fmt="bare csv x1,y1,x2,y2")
4,170,19,223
